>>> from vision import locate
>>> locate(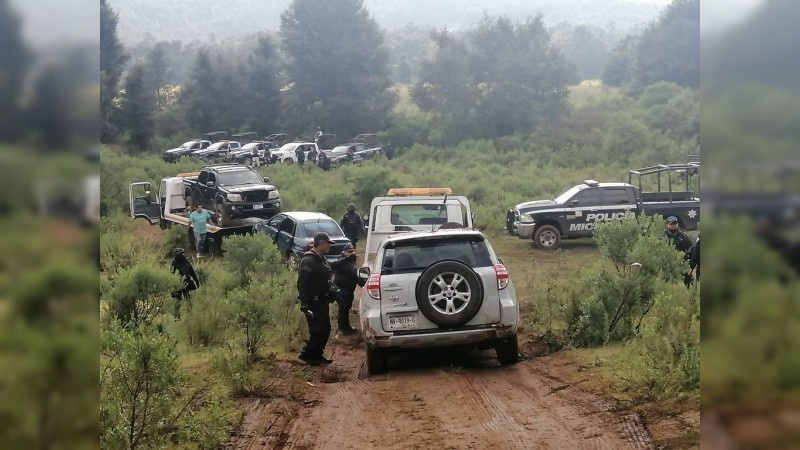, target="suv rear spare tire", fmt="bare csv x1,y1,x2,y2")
415,260,484,328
